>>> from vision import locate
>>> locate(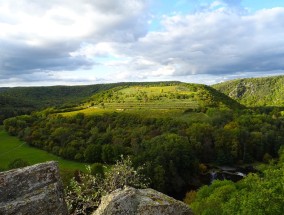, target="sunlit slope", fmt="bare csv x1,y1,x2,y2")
213,75,284,107
62,83,243,116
